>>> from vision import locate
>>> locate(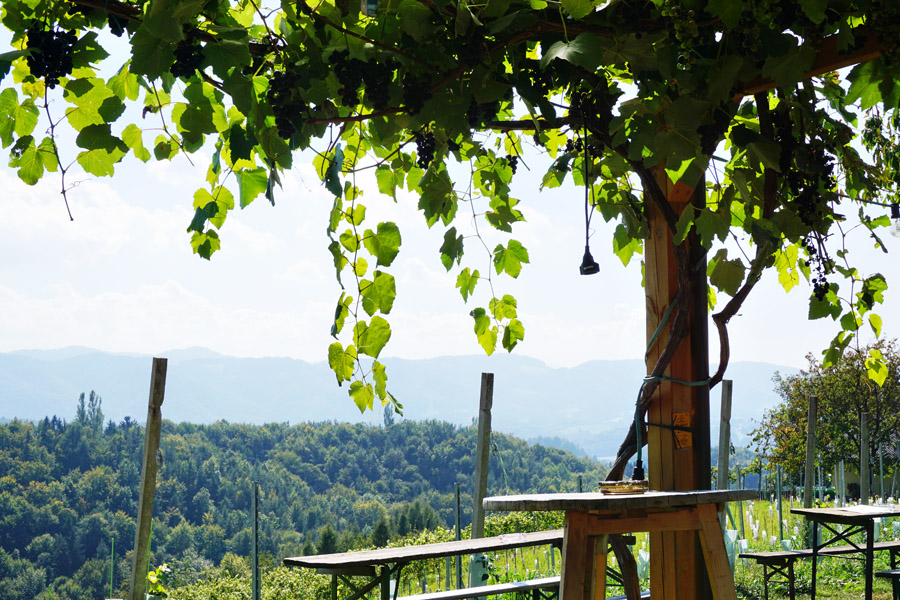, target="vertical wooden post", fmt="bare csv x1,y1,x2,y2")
645,169,710,600
717,381,733,530
861,412,870,504
471,372,493,540
129,357,167,600
455,482,462,588
804,397,817,510
252,481,260,600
